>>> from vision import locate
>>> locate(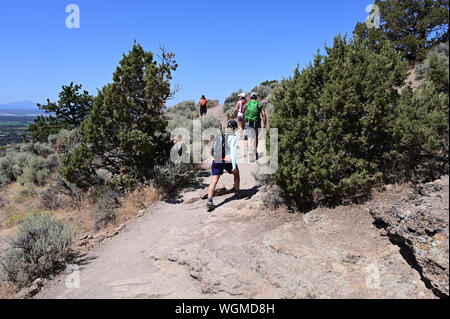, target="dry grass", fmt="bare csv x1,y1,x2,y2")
0,280,16,299
116,186,160,225
0,182,160,298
